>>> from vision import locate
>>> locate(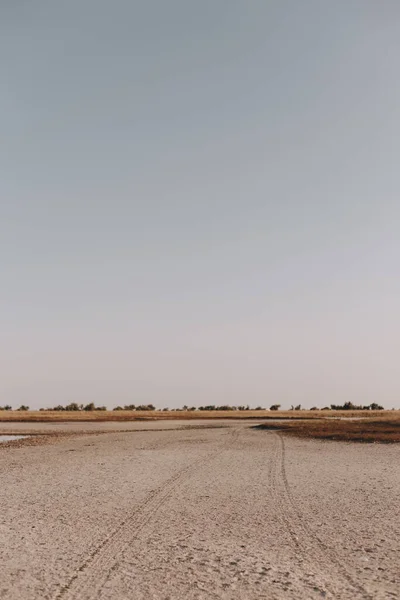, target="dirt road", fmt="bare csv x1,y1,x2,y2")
0,422,399,599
